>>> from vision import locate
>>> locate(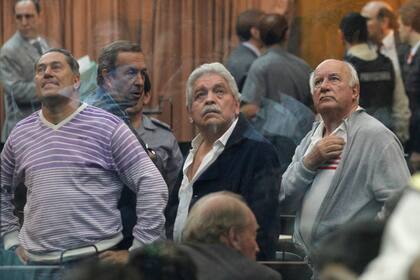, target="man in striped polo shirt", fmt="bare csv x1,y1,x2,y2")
0,48,168,264
280,59,410,266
